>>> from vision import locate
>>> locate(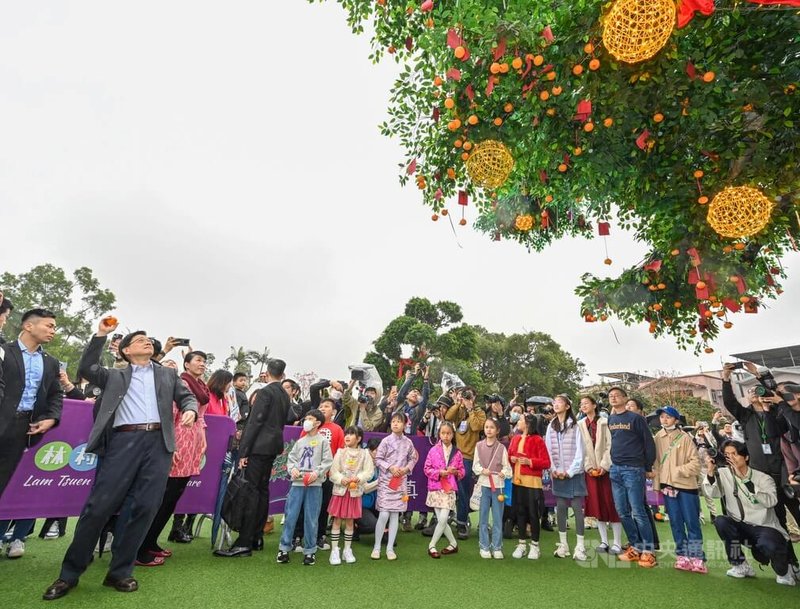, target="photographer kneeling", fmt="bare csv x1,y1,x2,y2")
704,441,795,586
